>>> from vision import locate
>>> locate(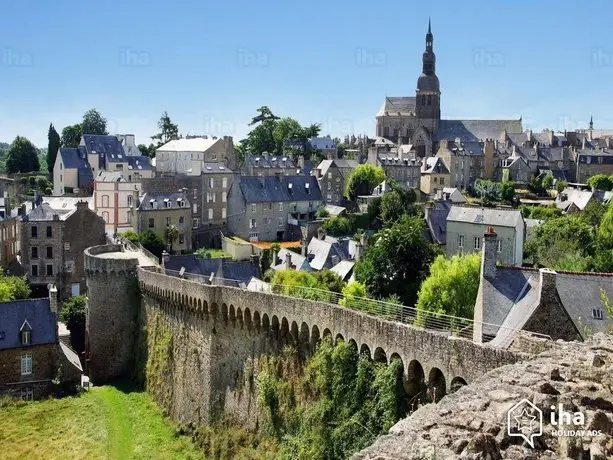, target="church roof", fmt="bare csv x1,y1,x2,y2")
377,97,416,117
433,119,523,142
